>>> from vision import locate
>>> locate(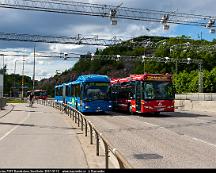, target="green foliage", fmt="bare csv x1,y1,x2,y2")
7,98,26,103
38,35,216,94
173,67,216,93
